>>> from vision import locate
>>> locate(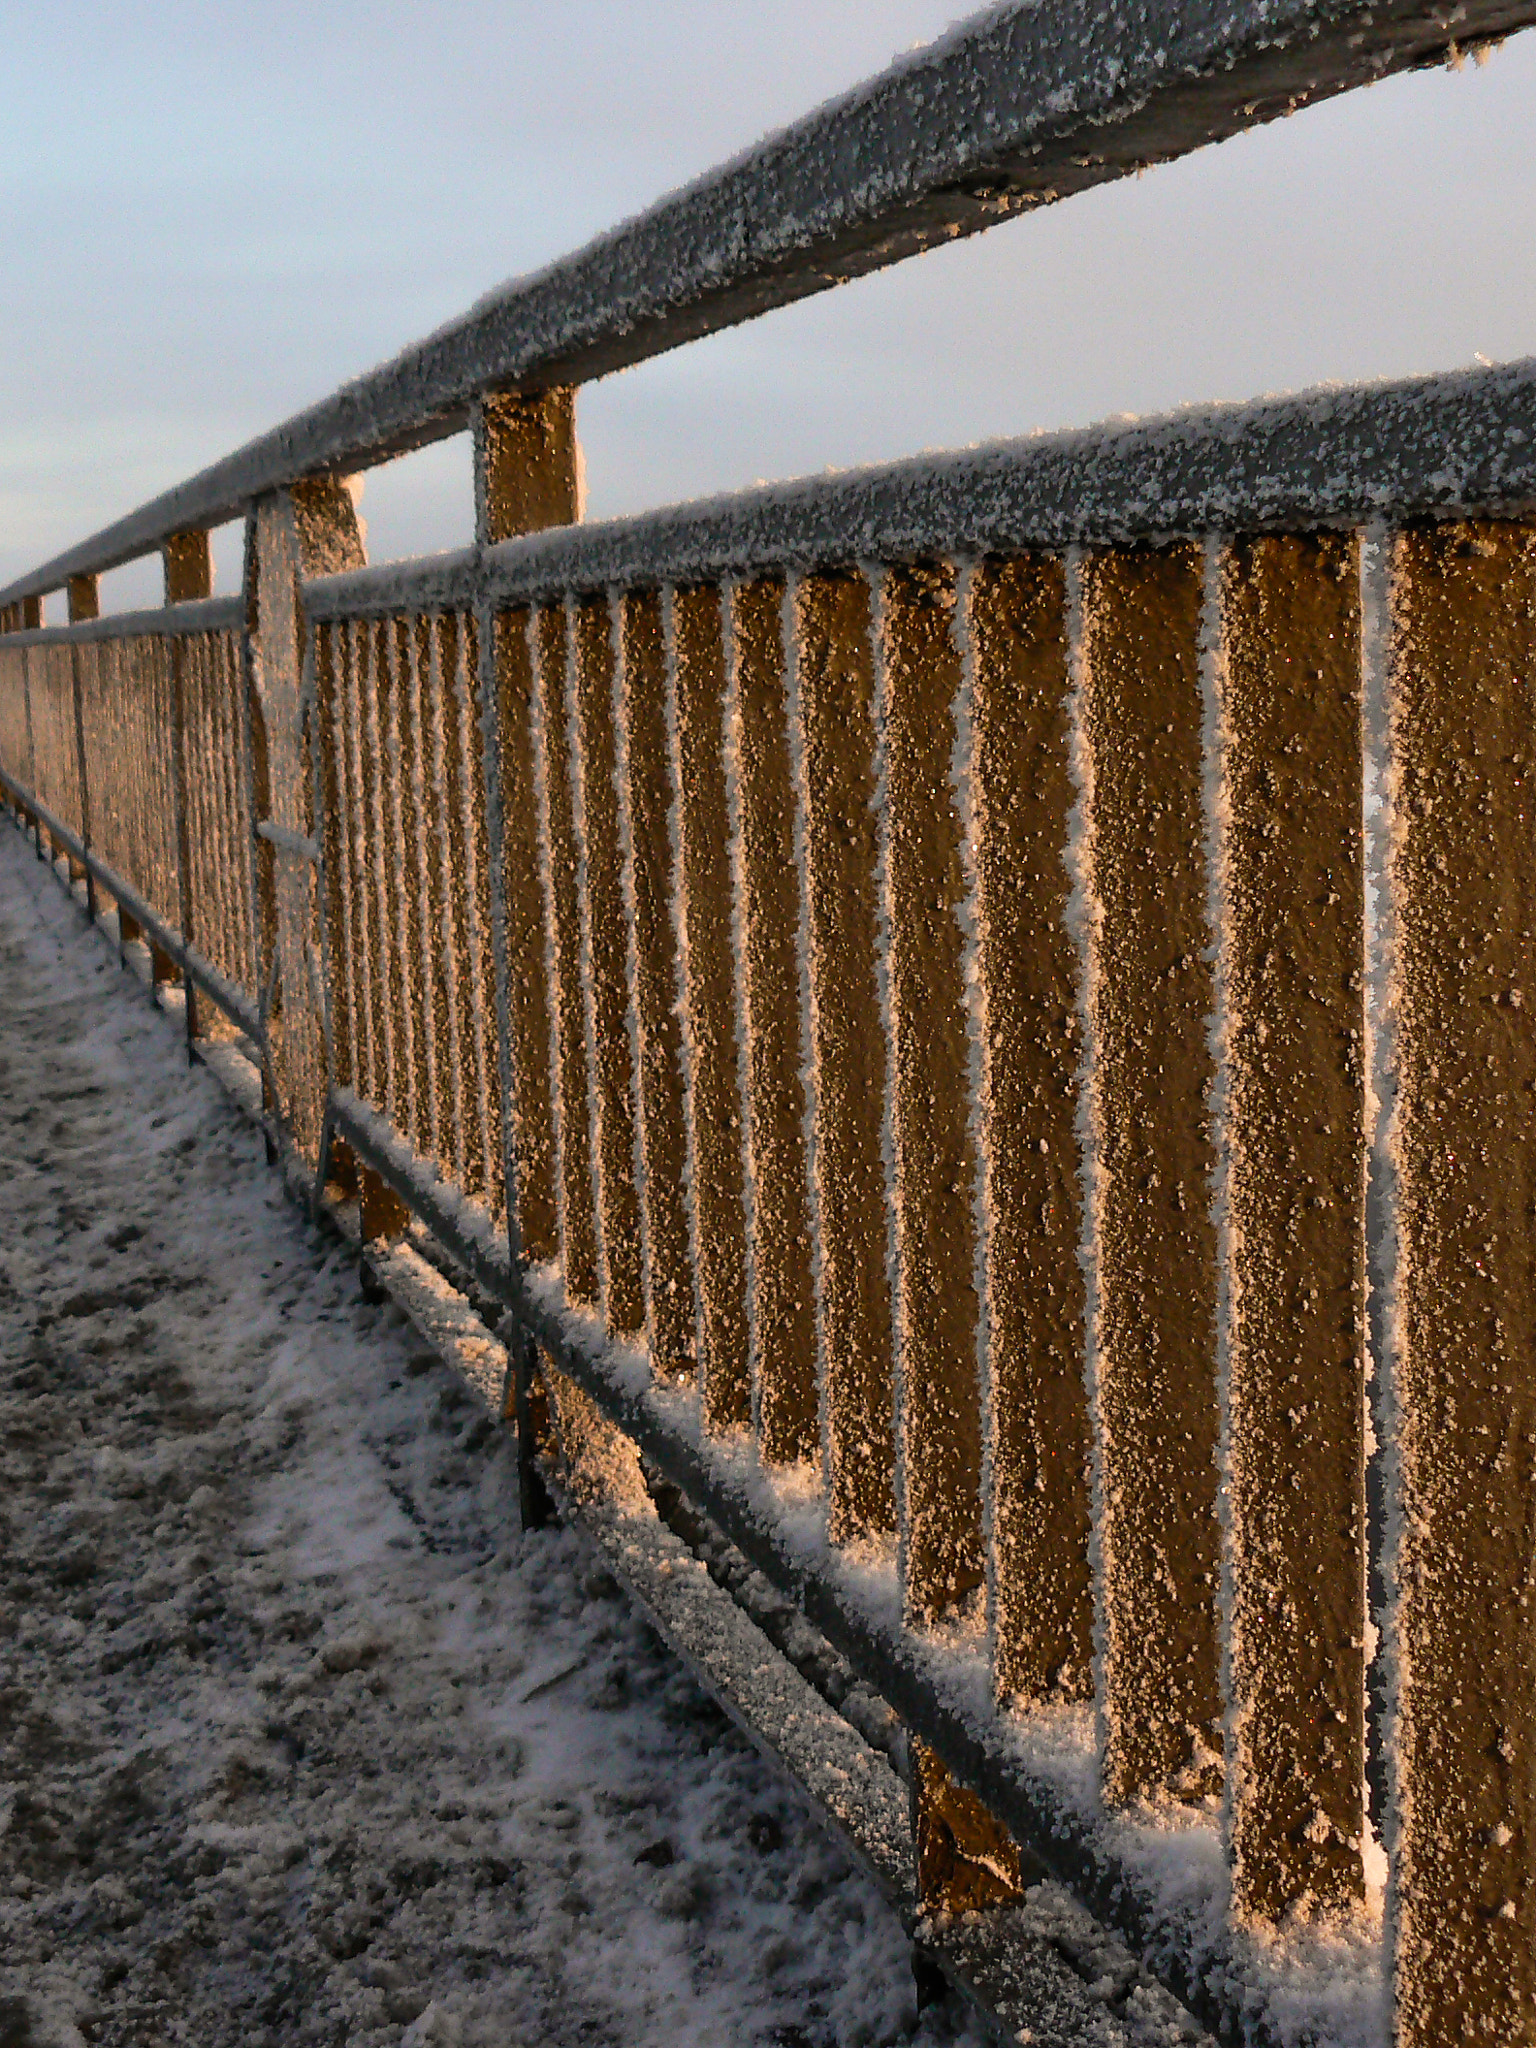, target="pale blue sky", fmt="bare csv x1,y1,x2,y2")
5,2,1536,605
